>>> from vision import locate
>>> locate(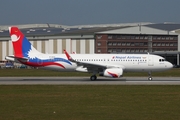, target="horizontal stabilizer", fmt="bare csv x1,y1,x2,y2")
5,55,28,61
